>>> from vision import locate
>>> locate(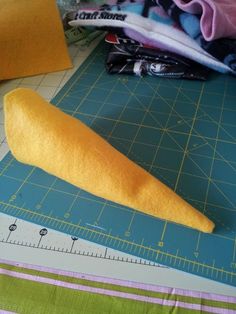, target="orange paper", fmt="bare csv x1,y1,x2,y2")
0,0,72,80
